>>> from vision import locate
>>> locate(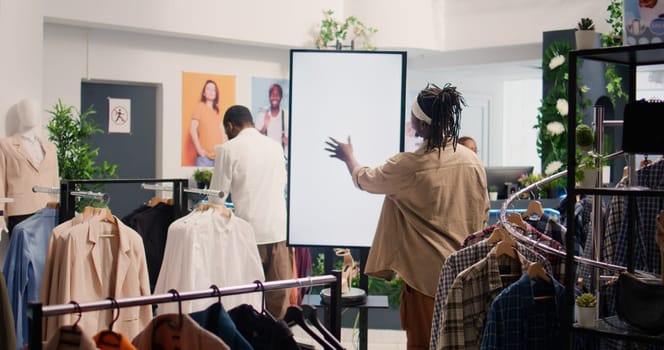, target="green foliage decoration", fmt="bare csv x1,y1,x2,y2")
47,99,118,210
576,292,597,307
535,40,590,186
315,9,378,50
602,0,628,105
